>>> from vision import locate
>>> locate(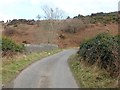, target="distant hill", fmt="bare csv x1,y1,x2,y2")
73,11,118,25
6,19,35,26
2,11,118,48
